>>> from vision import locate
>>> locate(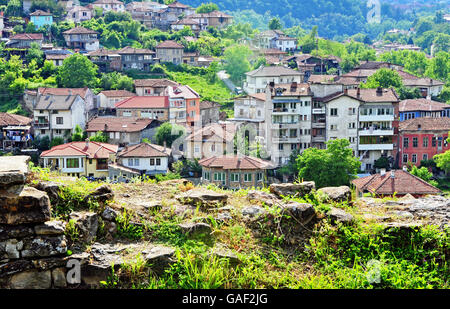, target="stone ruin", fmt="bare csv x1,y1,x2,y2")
0,156,73,289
